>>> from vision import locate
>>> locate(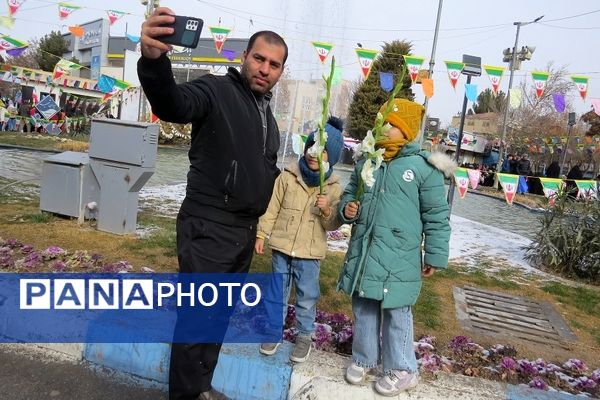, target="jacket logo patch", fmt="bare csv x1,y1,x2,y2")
403,170,415,182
